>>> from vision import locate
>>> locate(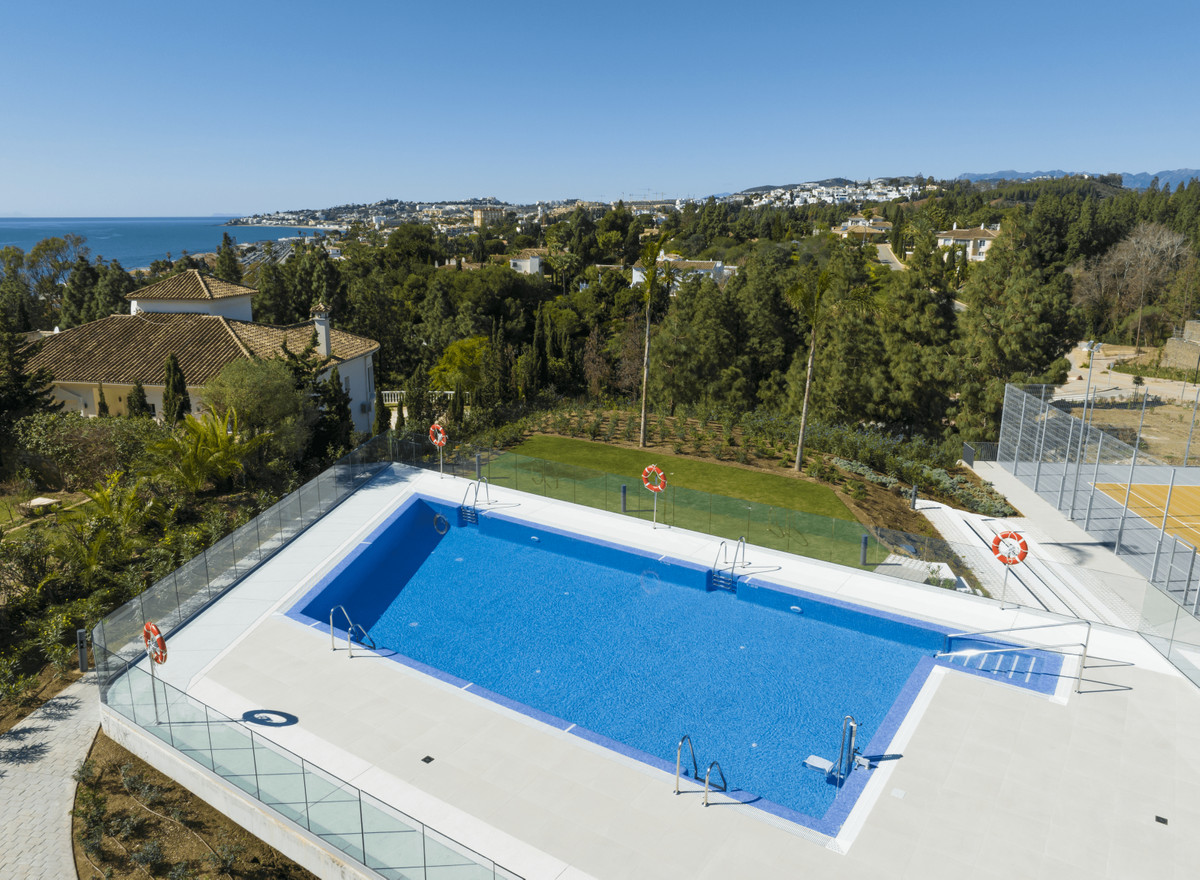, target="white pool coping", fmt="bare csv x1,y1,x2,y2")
103,463,1200,880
